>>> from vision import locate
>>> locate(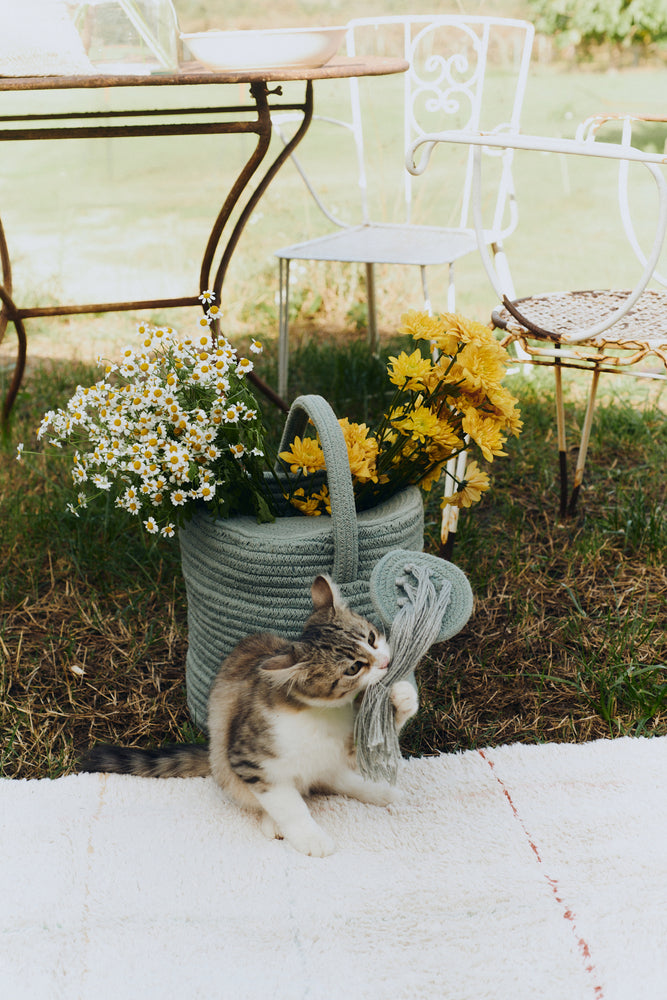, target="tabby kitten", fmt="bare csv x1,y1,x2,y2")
82,574,418,857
